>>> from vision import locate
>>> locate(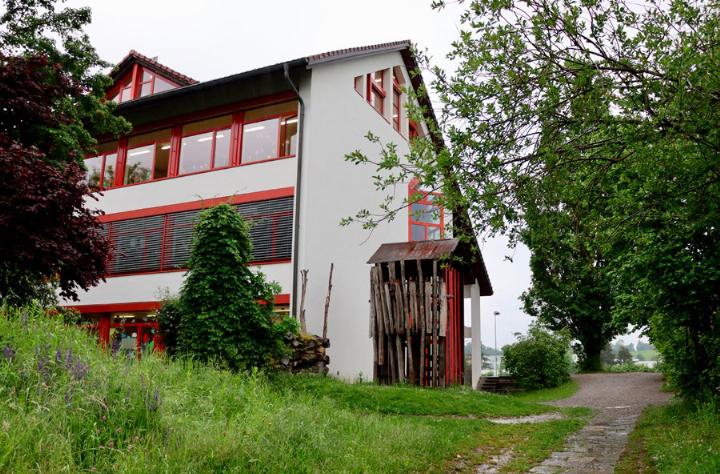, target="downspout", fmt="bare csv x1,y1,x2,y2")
284,62,305,318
